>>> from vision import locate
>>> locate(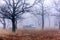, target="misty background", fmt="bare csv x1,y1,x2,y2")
0,0,59,30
